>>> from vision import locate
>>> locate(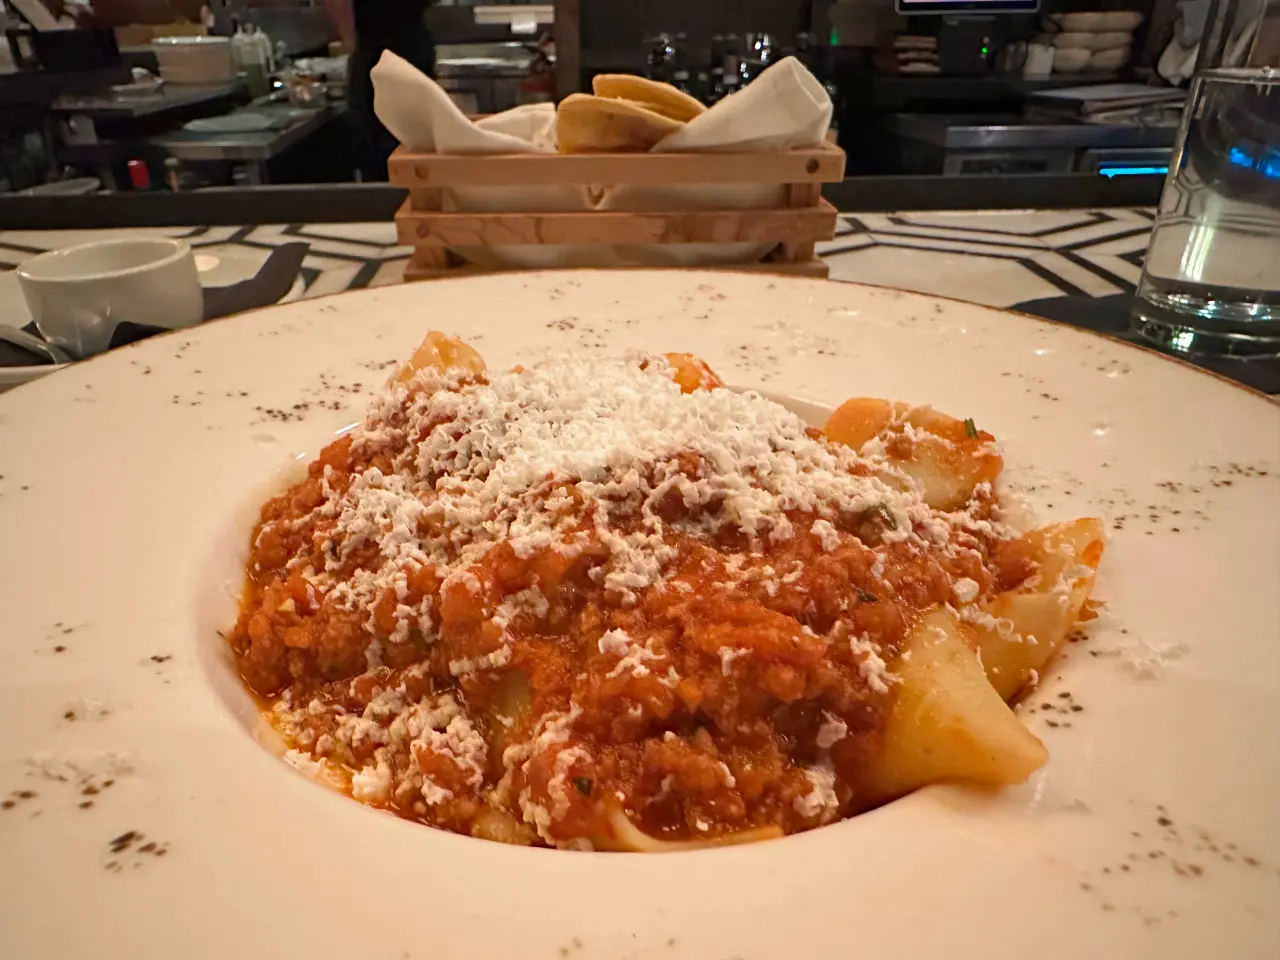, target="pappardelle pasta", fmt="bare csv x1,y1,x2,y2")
228,332,1103,851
